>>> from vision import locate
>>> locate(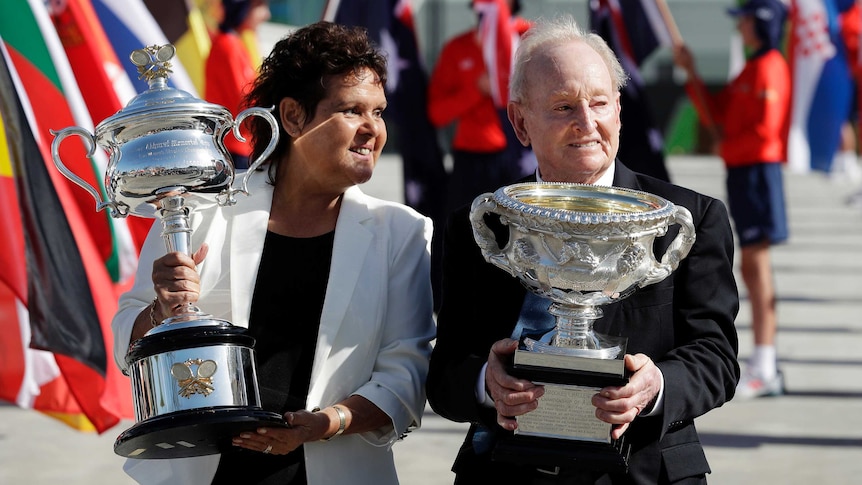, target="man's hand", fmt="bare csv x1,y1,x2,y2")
485,339,545,431
592,353,662,440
